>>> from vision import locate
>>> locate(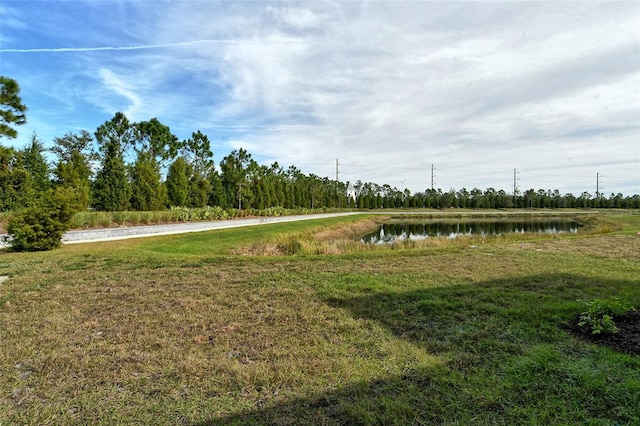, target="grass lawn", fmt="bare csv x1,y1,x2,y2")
1,212,639,425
